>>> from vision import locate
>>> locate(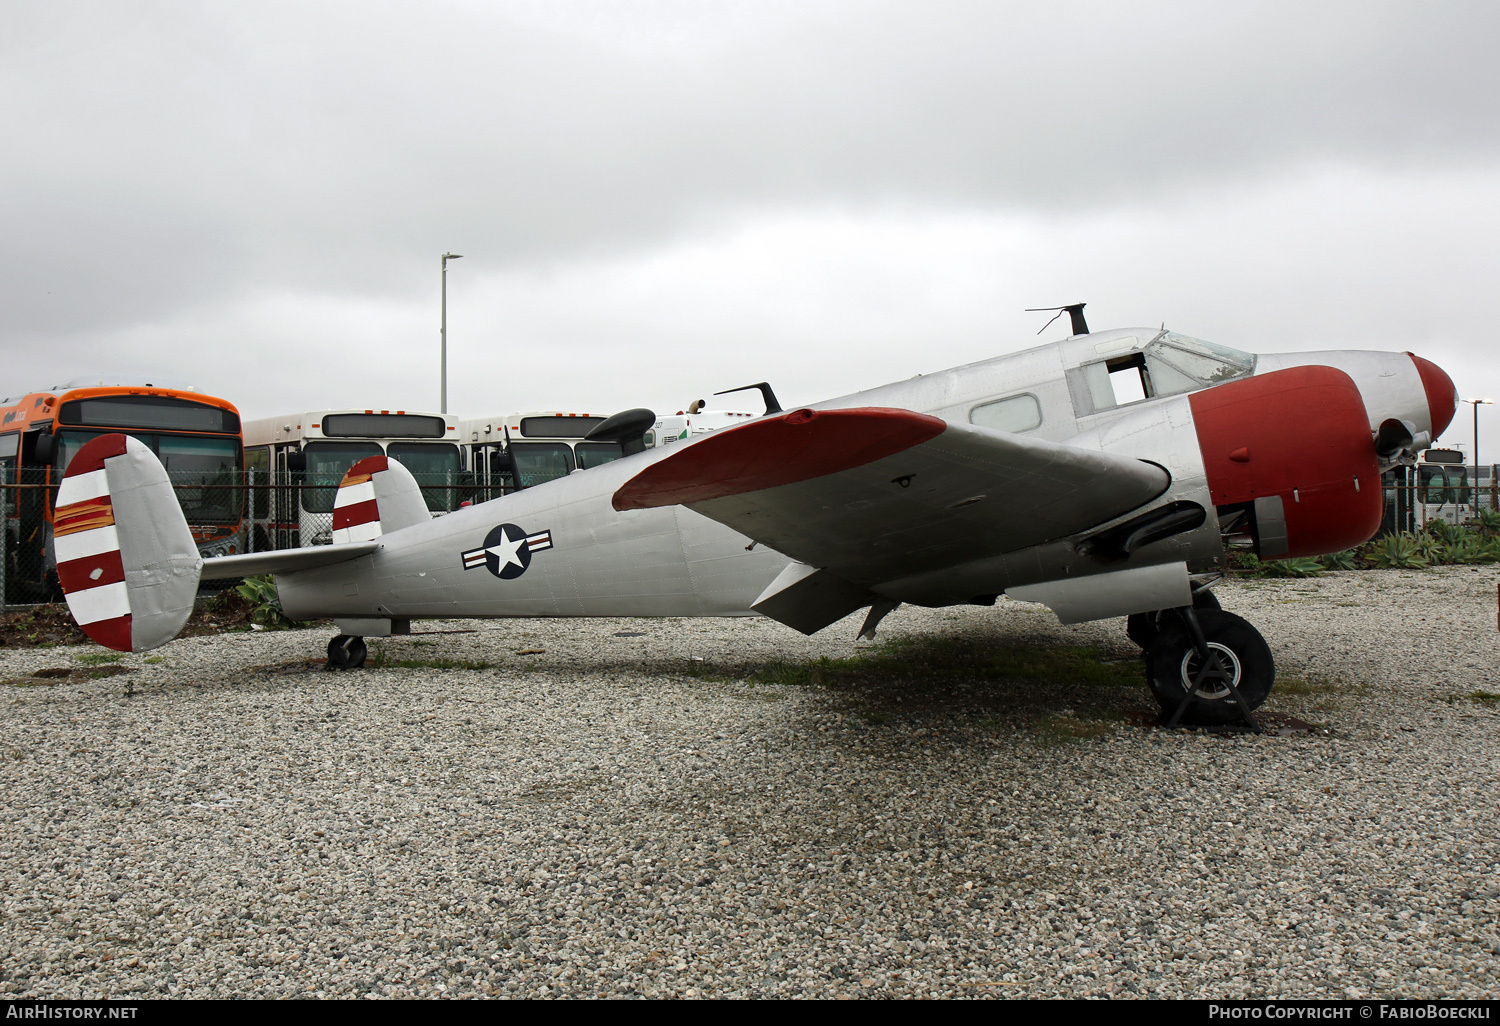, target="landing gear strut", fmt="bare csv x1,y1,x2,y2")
1127,587,1220,651
1145,608,1273,729
326,634,367,671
